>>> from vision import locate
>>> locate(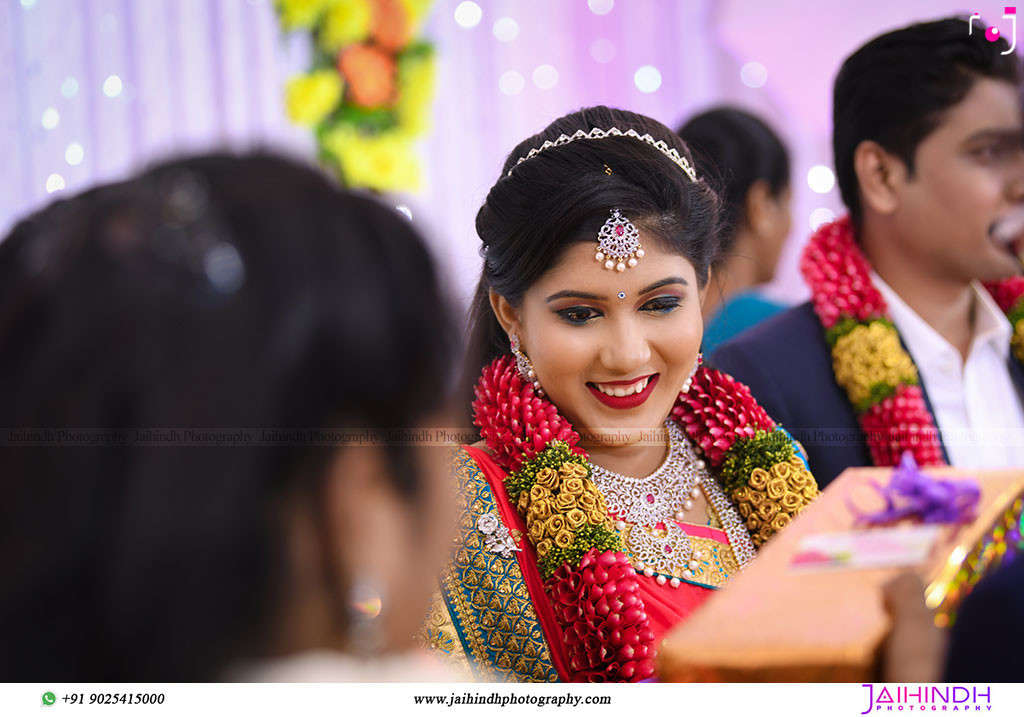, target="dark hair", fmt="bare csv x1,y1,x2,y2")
834,16,1020,223
677,107,790,254
461,106,721,426
0,154,457,680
